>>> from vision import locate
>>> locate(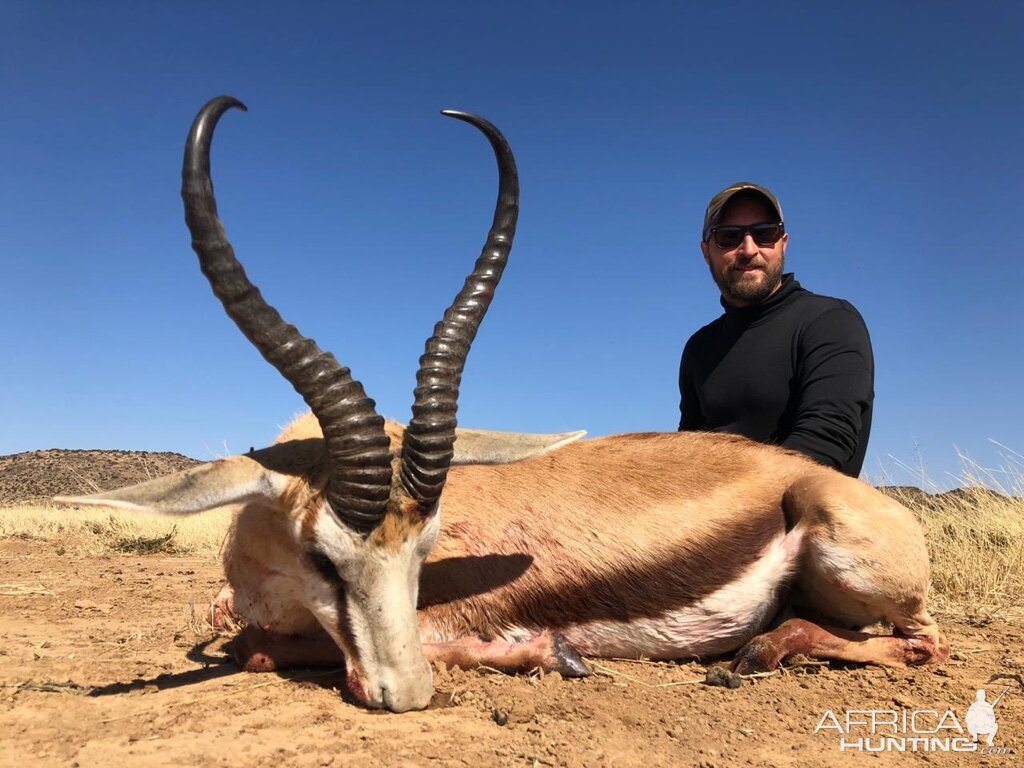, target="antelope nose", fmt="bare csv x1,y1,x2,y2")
380,663,434,713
